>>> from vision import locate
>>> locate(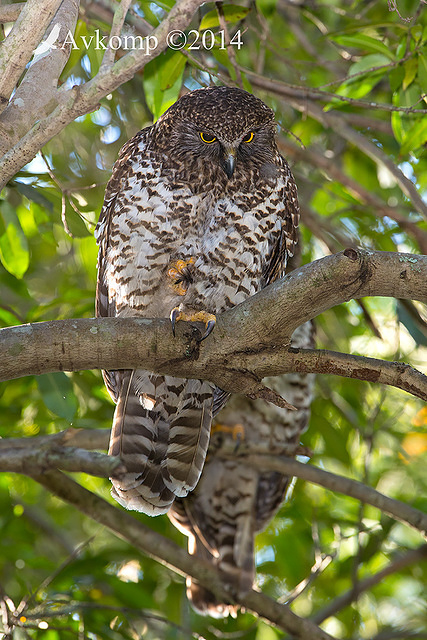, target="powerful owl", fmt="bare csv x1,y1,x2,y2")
95,86,300,515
